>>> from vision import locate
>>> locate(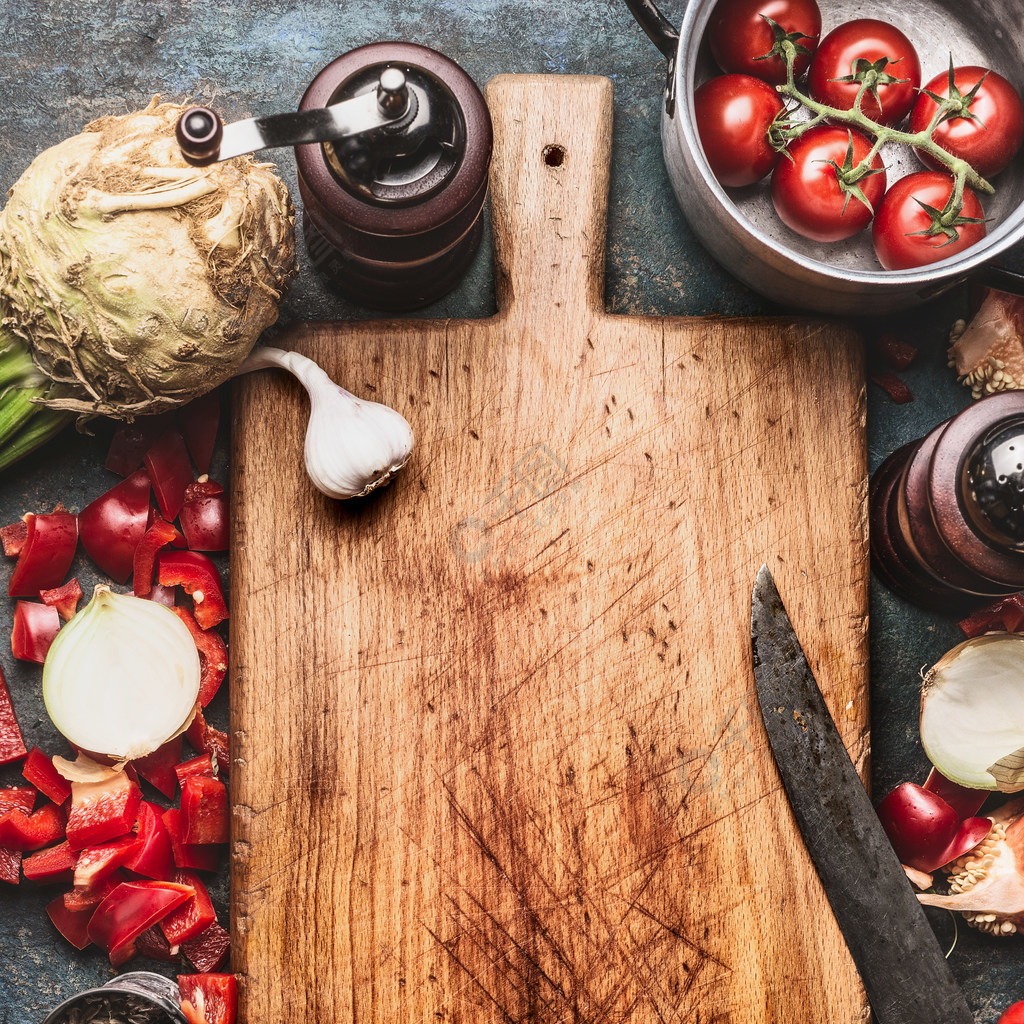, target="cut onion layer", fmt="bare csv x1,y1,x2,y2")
920,633,1024,793
43,585,200,761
